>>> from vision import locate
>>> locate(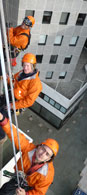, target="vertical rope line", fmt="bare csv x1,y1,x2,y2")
0,0,24,173
0,29,20,187
0,0,24,181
